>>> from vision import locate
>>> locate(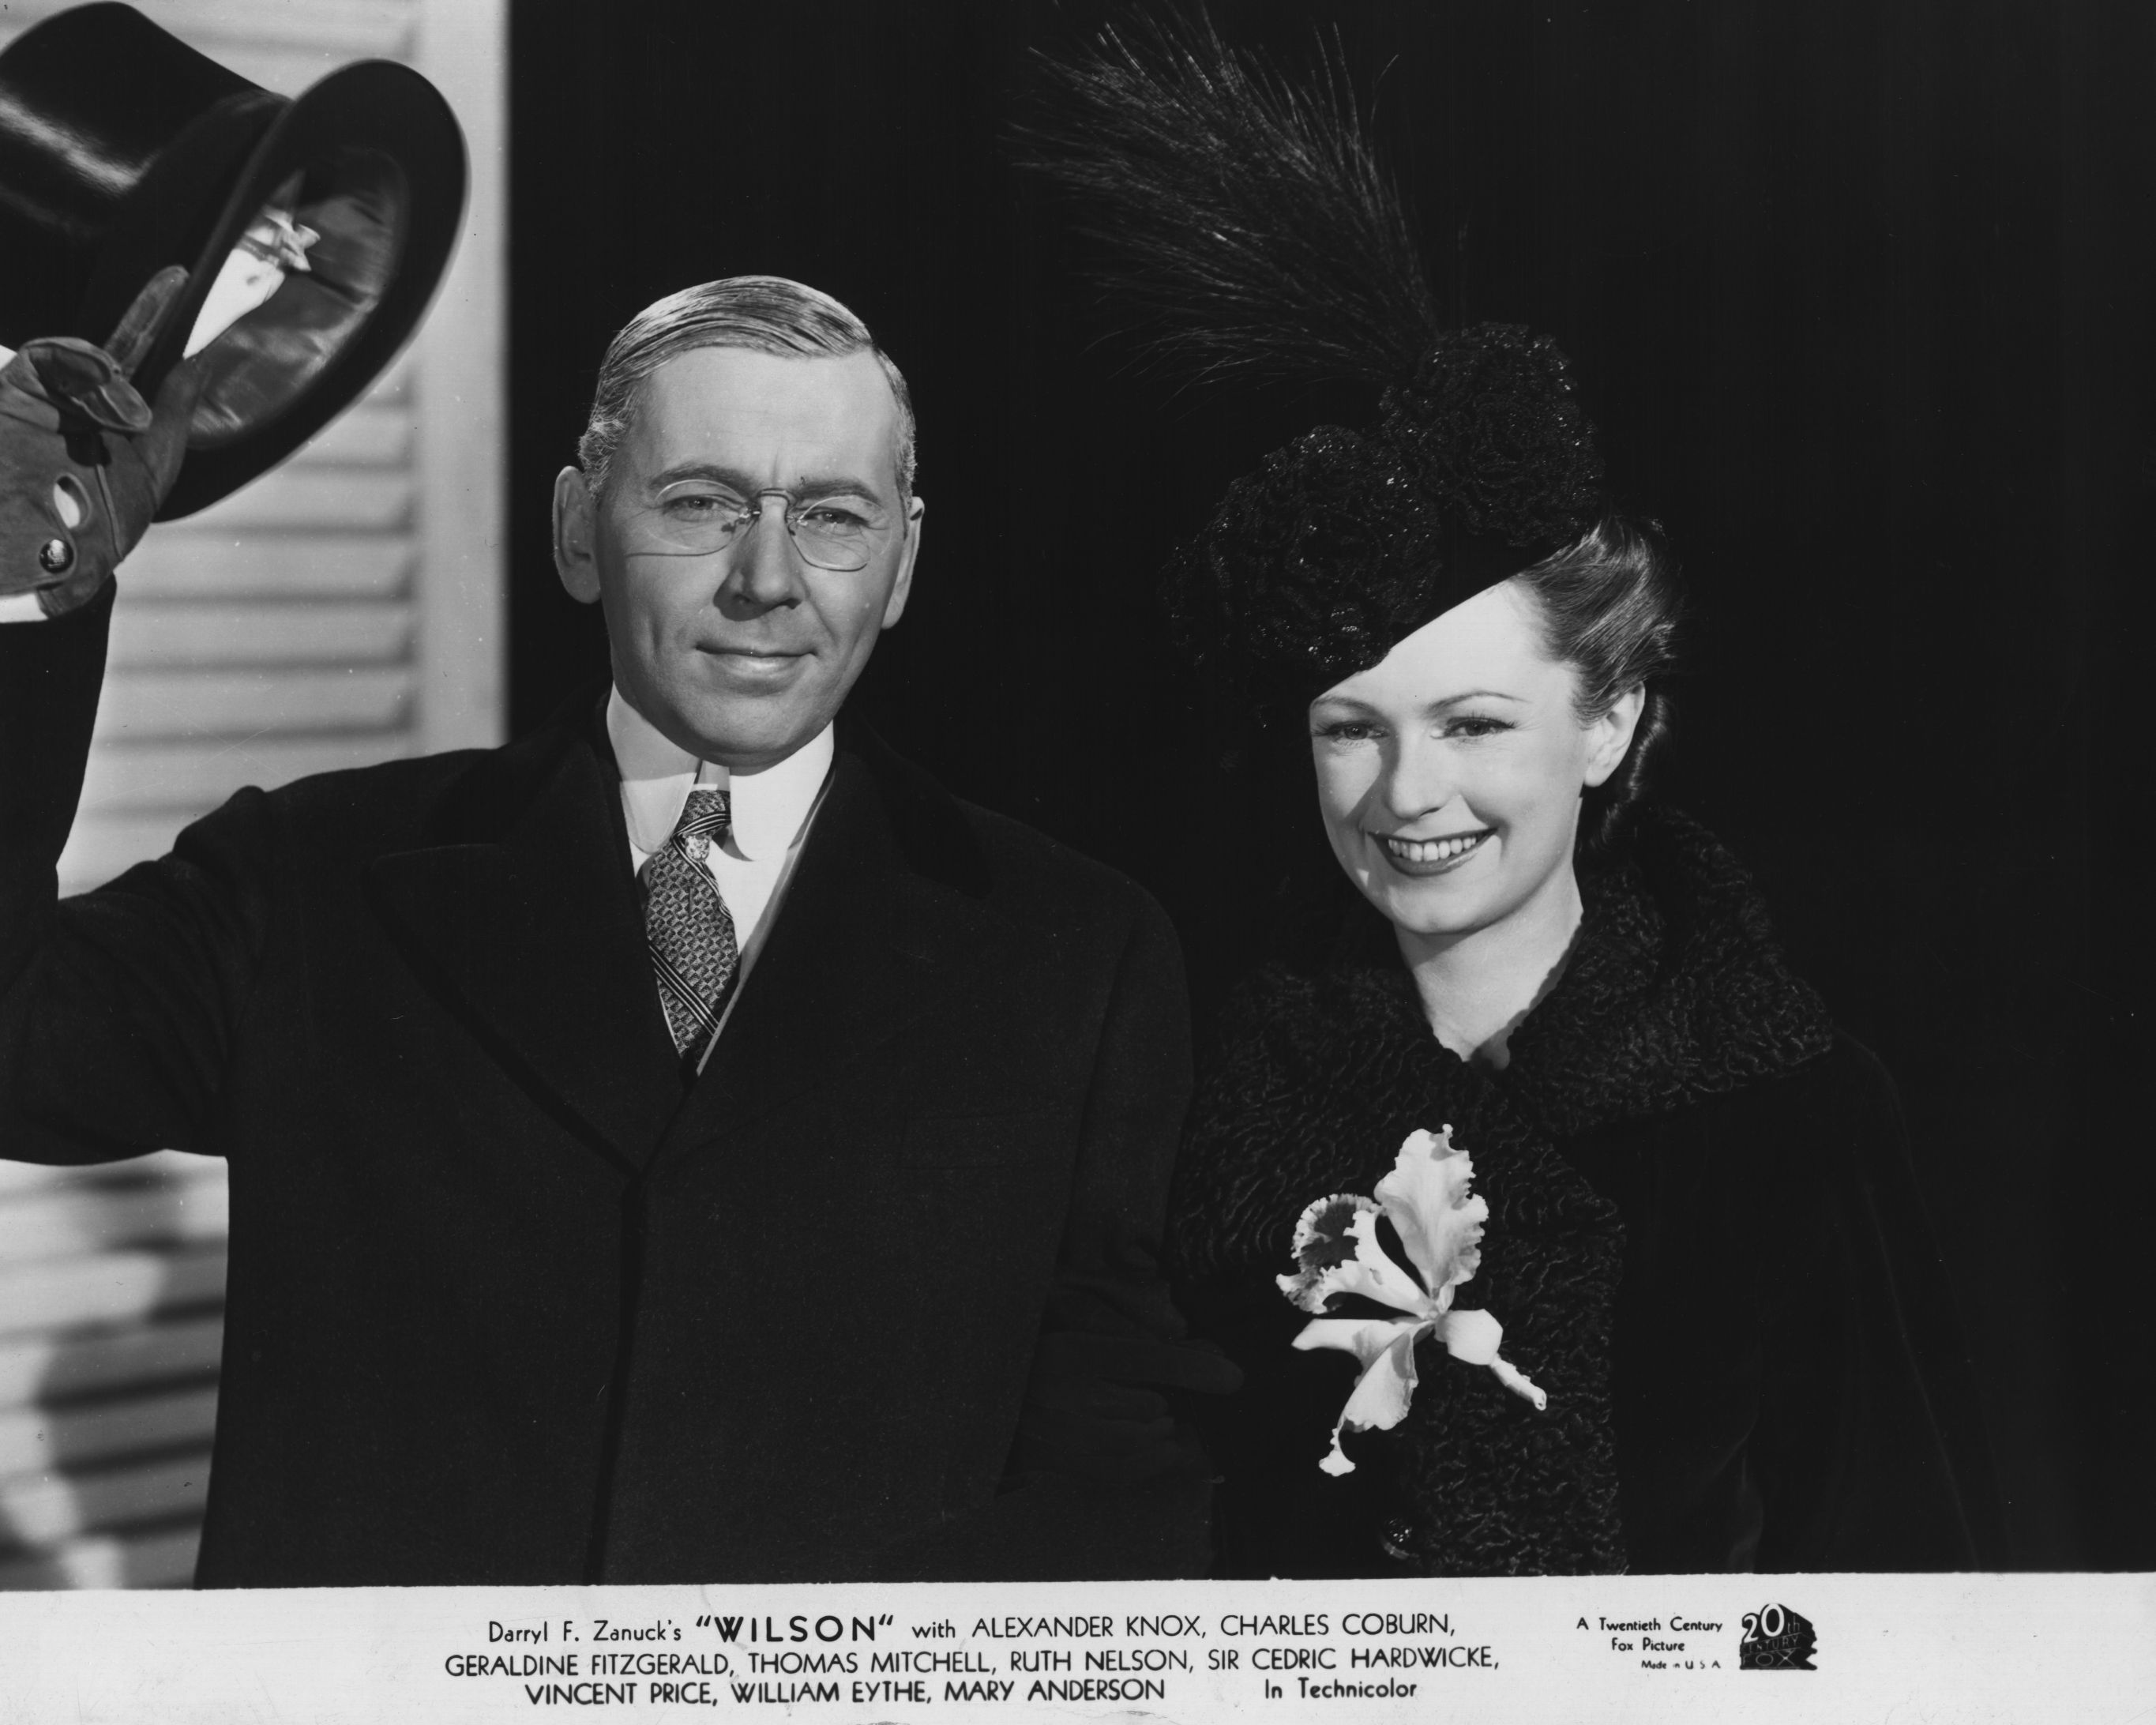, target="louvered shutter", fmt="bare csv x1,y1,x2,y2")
0,0,504,1588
